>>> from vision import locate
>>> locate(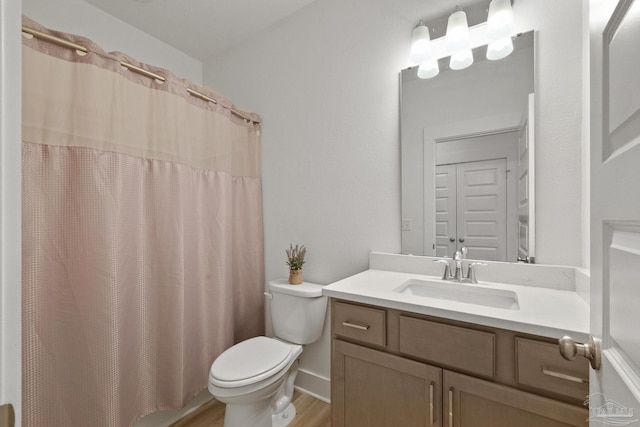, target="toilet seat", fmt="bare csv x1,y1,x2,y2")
210,337,293,388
